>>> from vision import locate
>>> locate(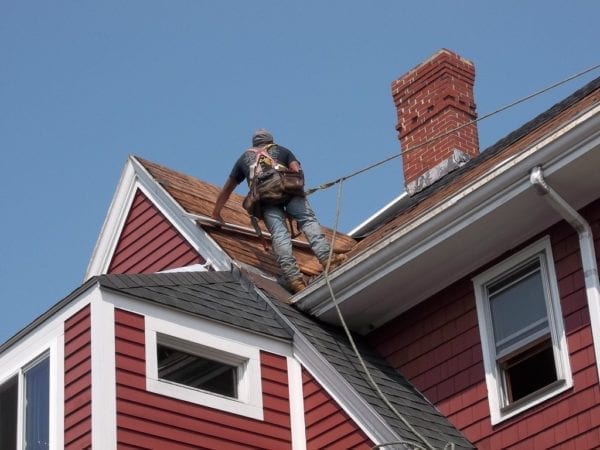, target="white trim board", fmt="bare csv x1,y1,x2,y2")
85,156,231,280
